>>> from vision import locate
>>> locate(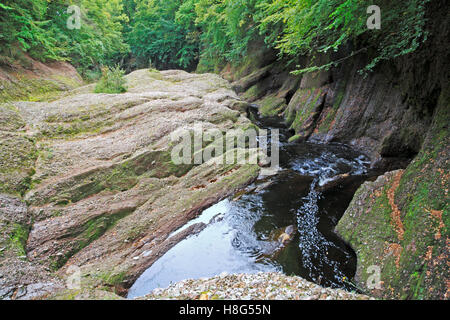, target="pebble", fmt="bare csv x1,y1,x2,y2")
138,272,373,300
